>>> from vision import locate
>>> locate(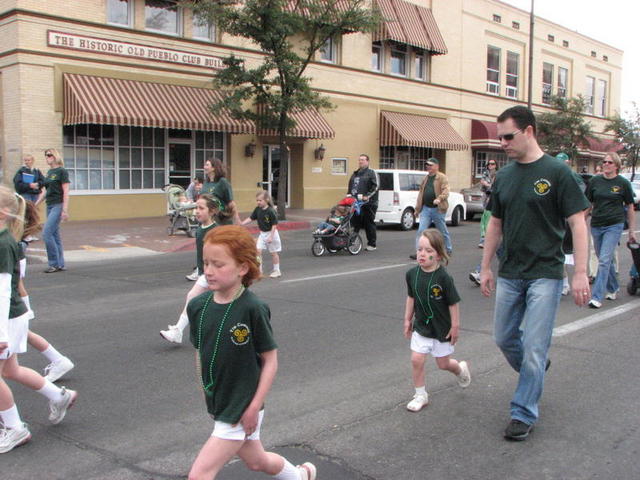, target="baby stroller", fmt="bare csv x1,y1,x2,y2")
311,197,364,256
164,184,198,237
626,240,640,295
